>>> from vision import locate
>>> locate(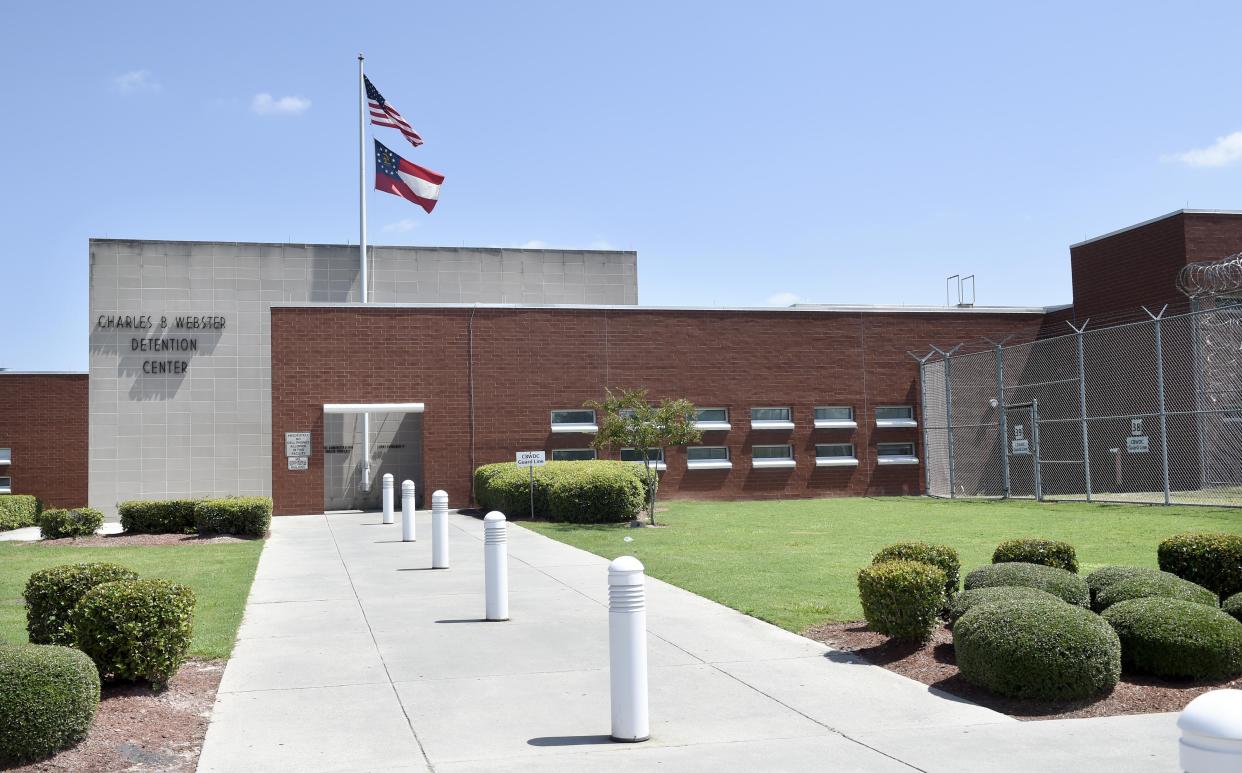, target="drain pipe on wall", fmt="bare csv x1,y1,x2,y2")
468,306,477,502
